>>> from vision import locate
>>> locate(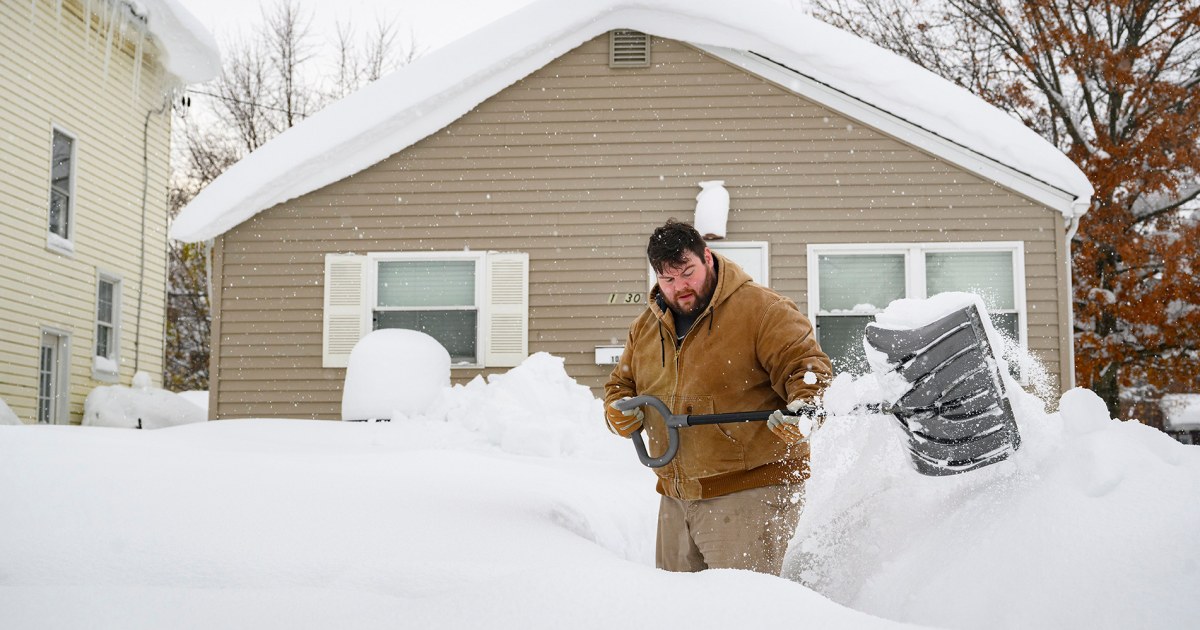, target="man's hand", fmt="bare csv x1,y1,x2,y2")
767,399,821,444
606,397,645,438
